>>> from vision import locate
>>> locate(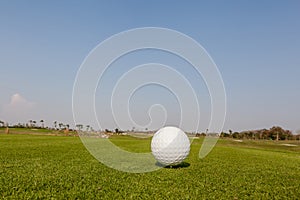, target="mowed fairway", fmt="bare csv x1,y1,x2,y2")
0,134,299,199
